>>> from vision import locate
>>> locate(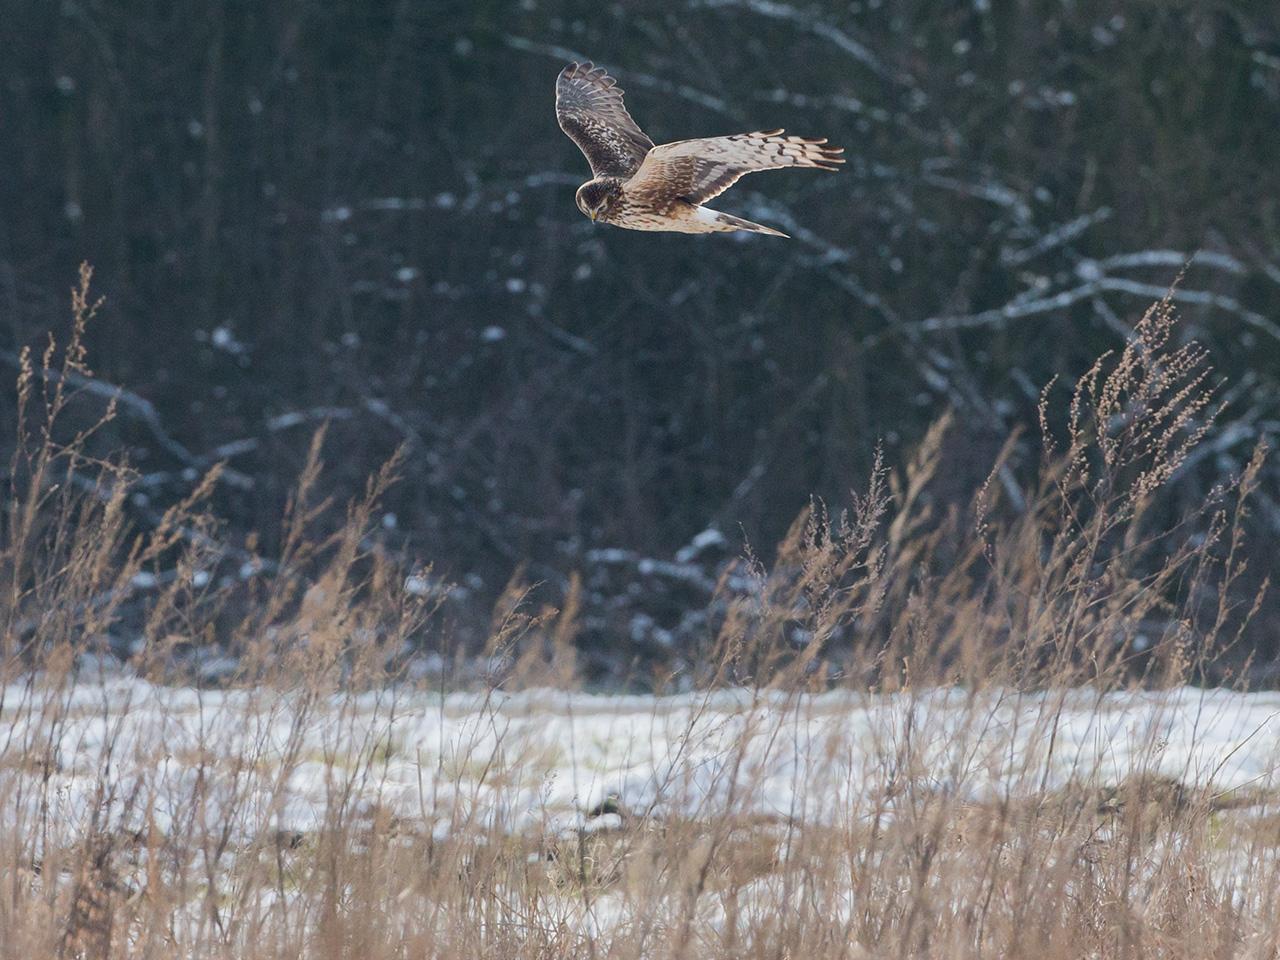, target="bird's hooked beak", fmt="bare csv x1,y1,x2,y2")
589,208,598,223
